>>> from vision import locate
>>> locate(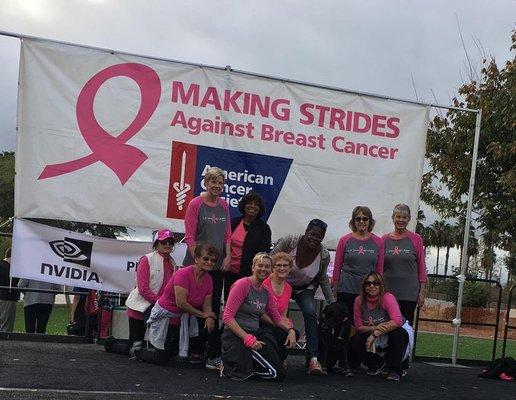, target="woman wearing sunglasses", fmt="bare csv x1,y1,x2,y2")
183,166,232,370
382,204,427,325
221,253,297,381
271,219,335,375
332,206,384,326
136,242,219,365
348,272,413,381
109,229,177,356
